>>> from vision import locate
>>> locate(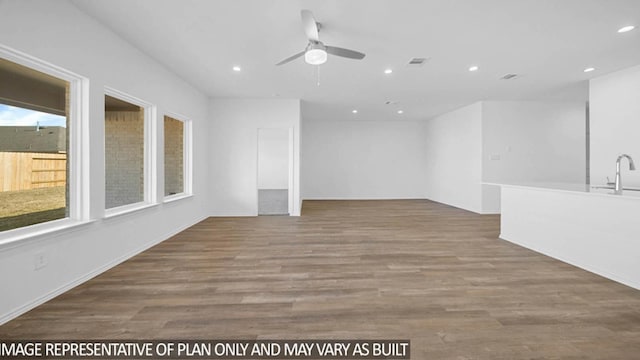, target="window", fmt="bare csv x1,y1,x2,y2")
104,89,156,213
0,46,88,240
163,115,191,199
